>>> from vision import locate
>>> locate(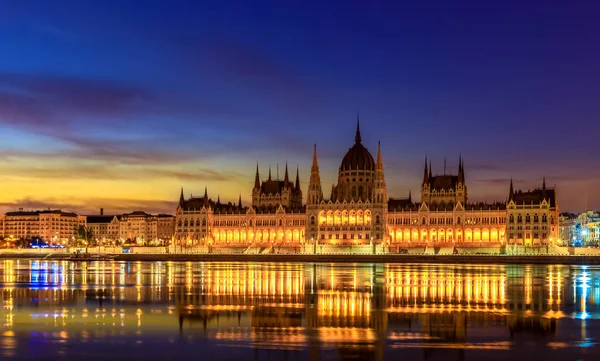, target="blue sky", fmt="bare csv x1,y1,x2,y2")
0,0,599,213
